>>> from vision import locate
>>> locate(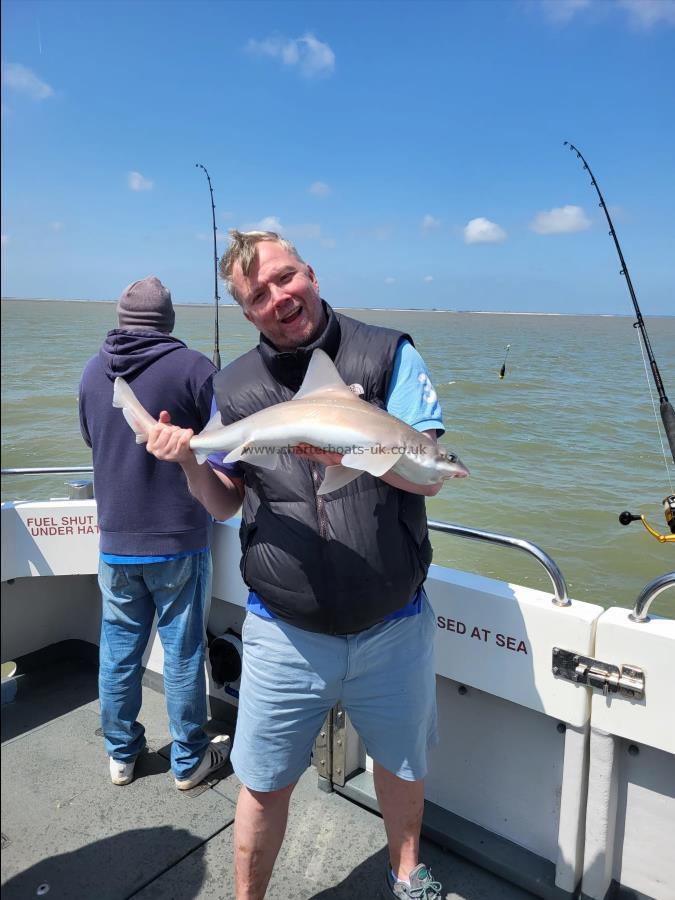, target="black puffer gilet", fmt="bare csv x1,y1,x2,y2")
213,305,432,634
